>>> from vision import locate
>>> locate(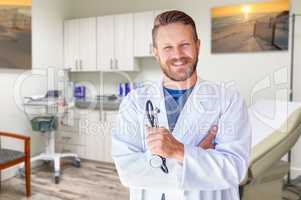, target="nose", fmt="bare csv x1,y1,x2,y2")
172,46,184,59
